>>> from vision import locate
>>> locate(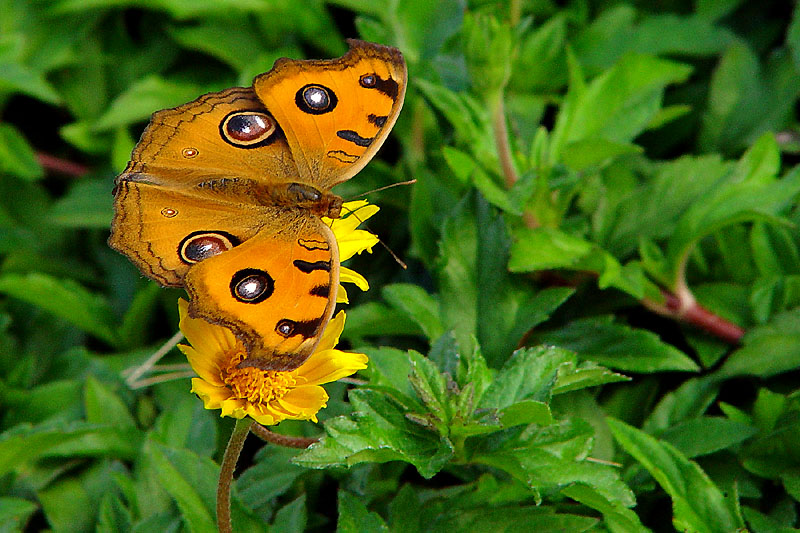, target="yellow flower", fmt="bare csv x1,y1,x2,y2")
178,299,368,425
177,200,376,424
324,200,379,303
